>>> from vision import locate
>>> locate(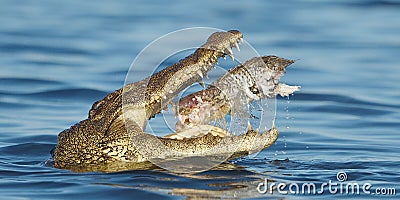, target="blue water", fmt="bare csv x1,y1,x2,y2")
1,0,399,199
